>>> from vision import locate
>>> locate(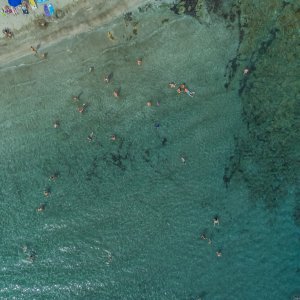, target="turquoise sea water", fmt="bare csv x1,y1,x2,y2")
0,2,299,299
